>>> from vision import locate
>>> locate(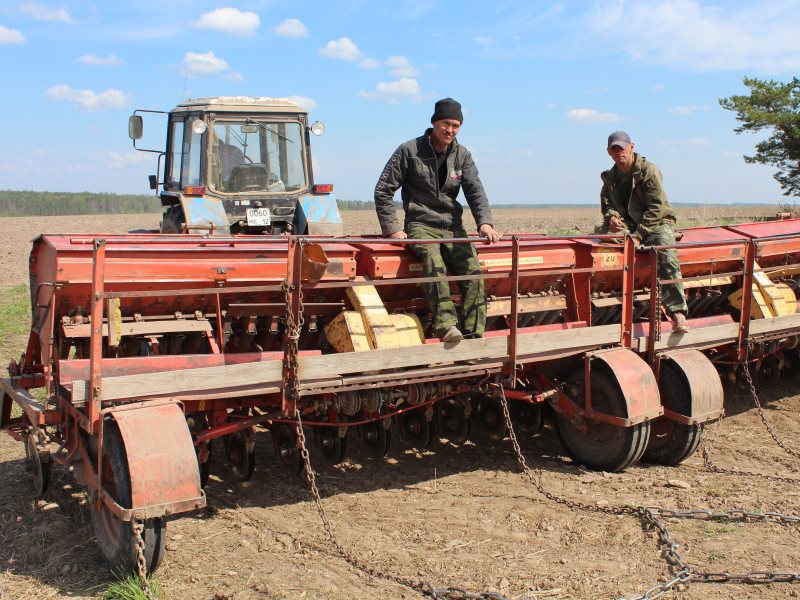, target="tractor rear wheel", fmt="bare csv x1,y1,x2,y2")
554,371,650,472
91,419,167,575
643,362,704,465
160,206,185,234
